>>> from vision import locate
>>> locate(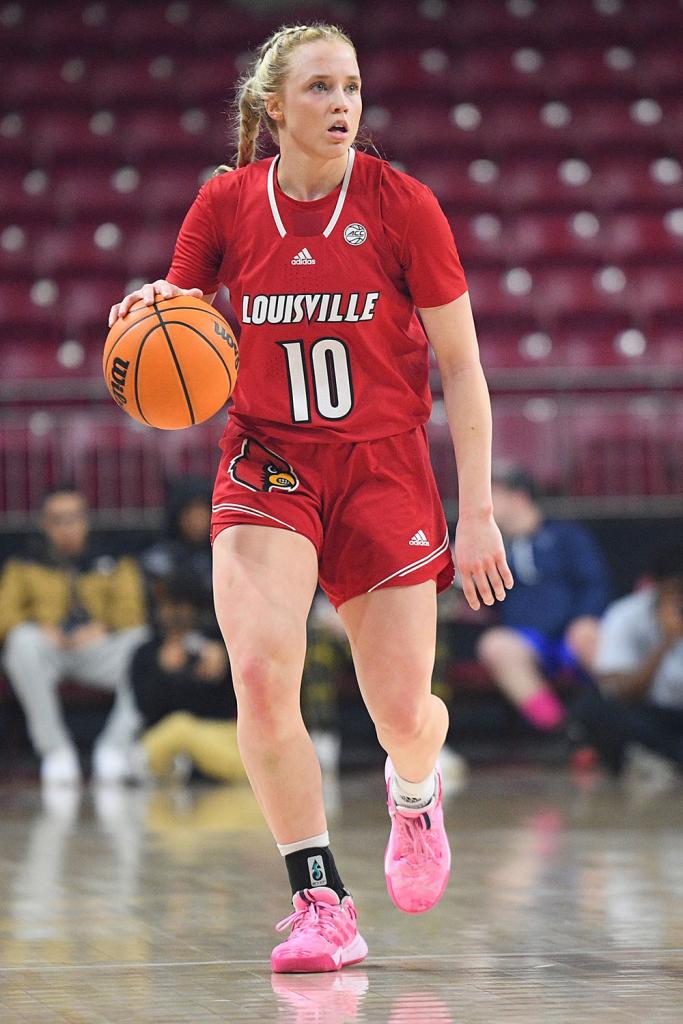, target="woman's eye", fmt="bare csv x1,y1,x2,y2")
347,83,358,93
312,81,327,91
